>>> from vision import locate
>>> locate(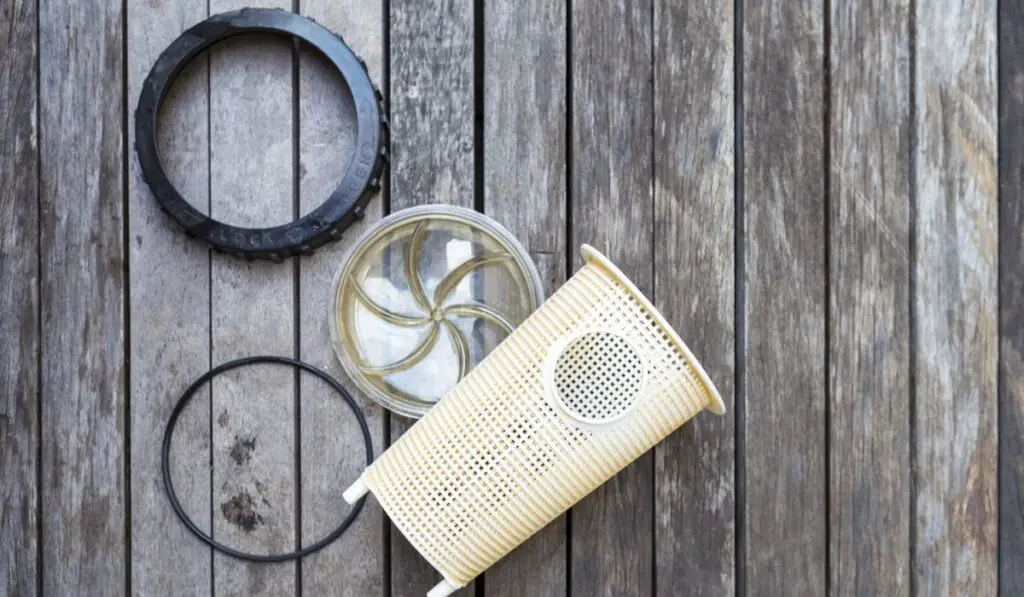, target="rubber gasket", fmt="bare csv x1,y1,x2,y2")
161,355,373,562
135,8,389,261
